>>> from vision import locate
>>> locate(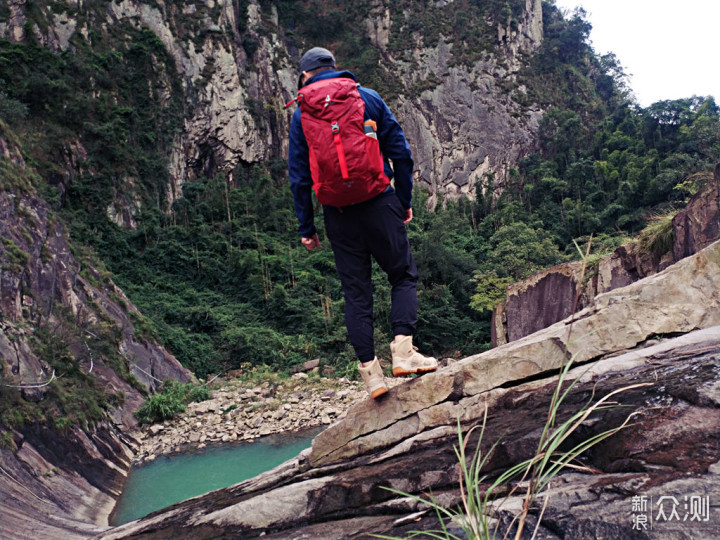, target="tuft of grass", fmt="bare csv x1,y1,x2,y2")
236,363,291,386
0,157,35,194
638,211,676,260
53,416,74,432
0,431,17,452
1,236,31,273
